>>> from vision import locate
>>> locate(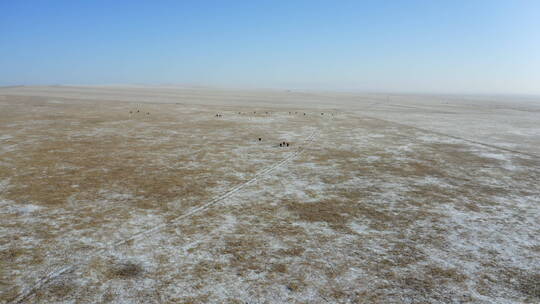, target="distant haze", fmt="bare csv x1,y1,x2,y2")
1,1,539,95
